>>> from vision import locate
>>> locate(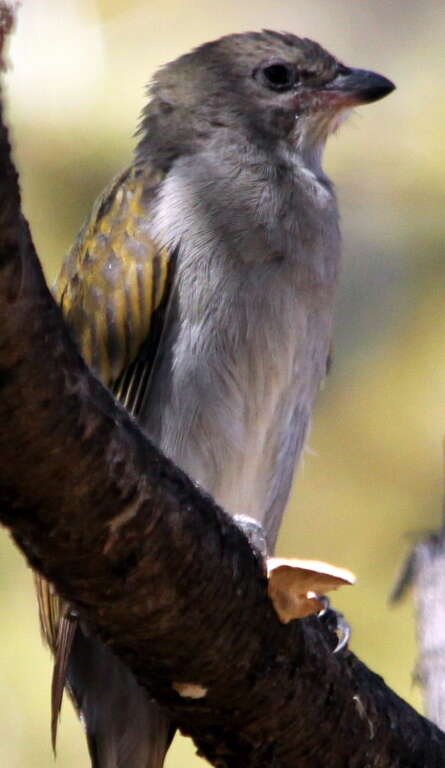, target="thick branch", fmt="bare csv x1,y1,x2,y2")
0,95,443,766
